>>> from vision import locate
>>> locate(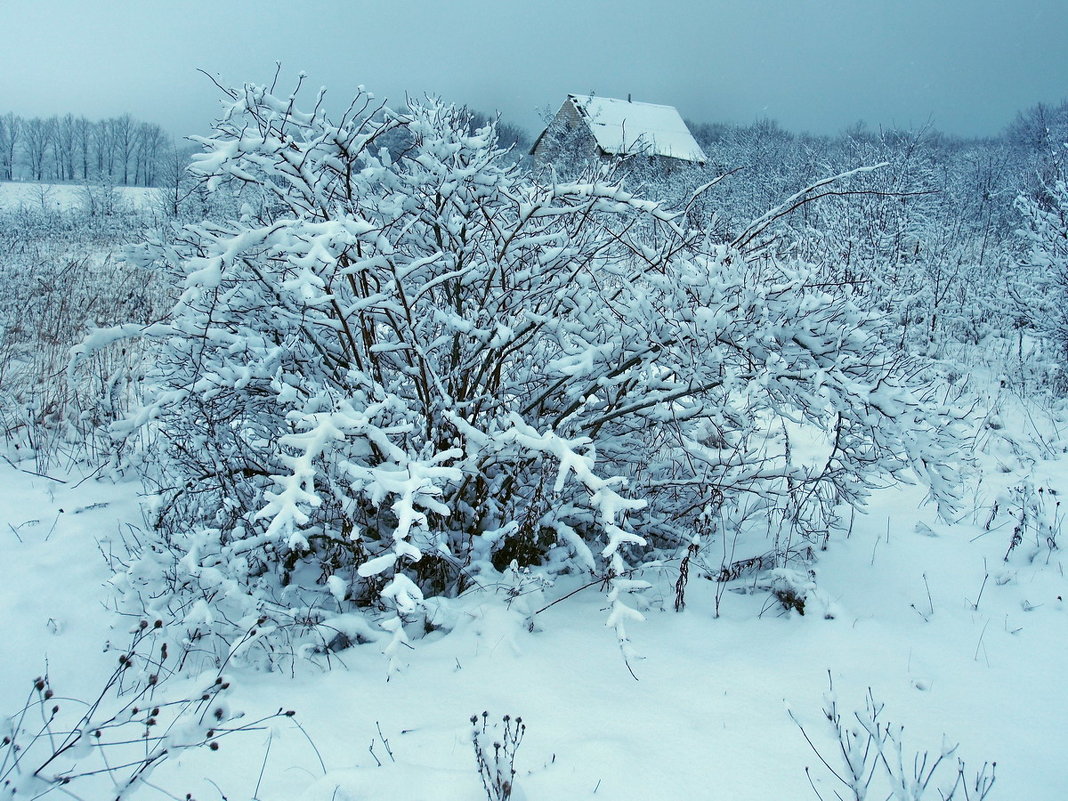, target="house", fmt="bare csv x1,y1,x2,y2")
532,94,707,168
